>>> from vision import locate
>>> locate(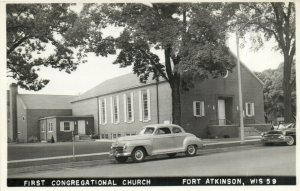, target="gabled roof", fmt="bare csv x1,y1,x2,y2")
72,59,263,103
71,73,165,103
18,94,75,109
